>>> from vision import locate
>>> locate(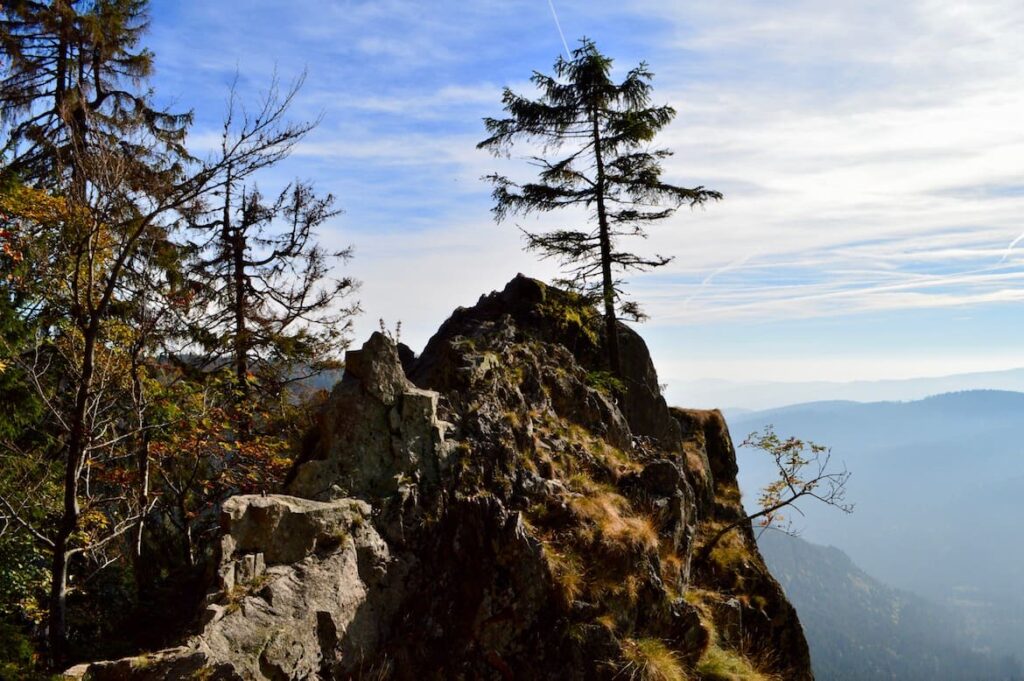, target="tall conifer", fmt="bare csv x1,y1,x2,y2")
479,39,721,375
